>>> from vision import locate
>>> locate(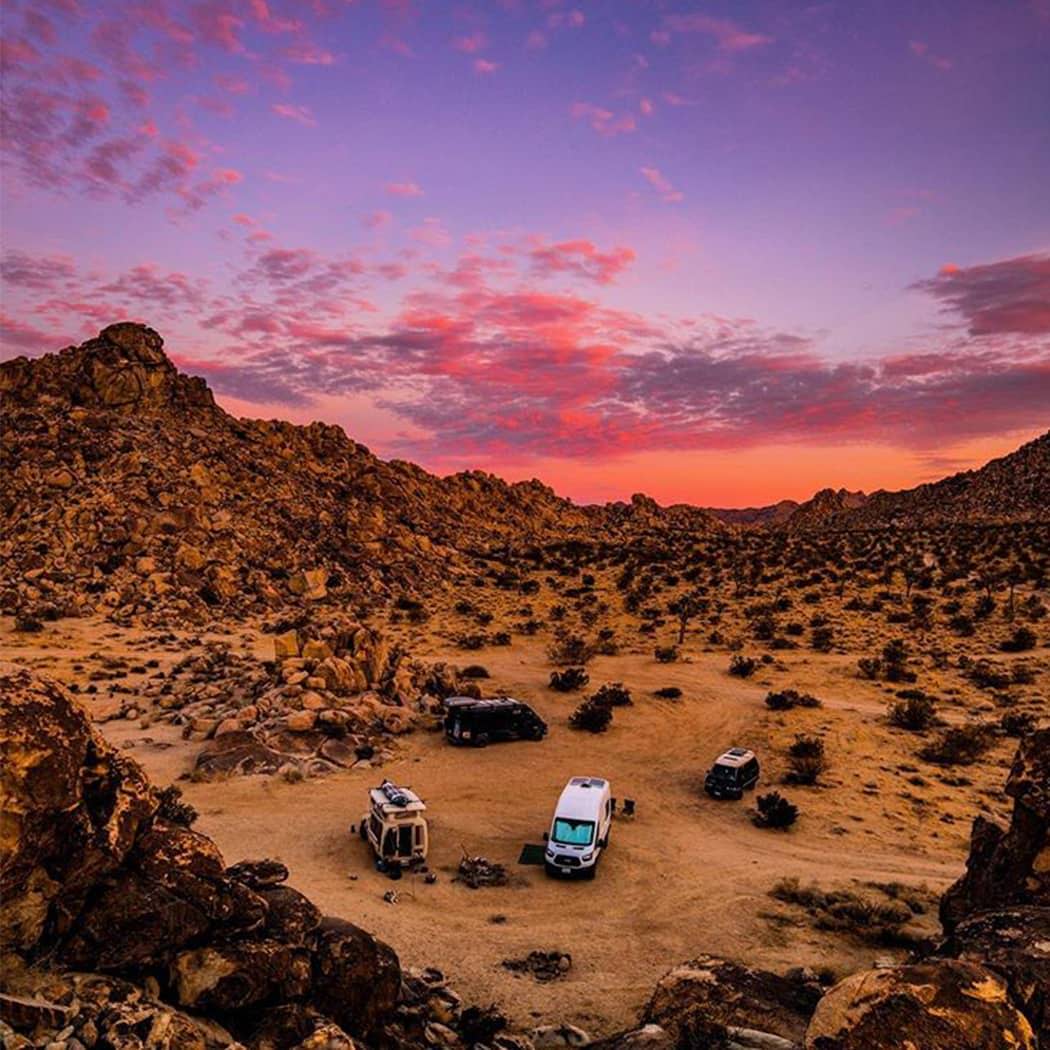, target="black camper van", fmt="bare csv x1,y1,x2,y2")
443,696,547,747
